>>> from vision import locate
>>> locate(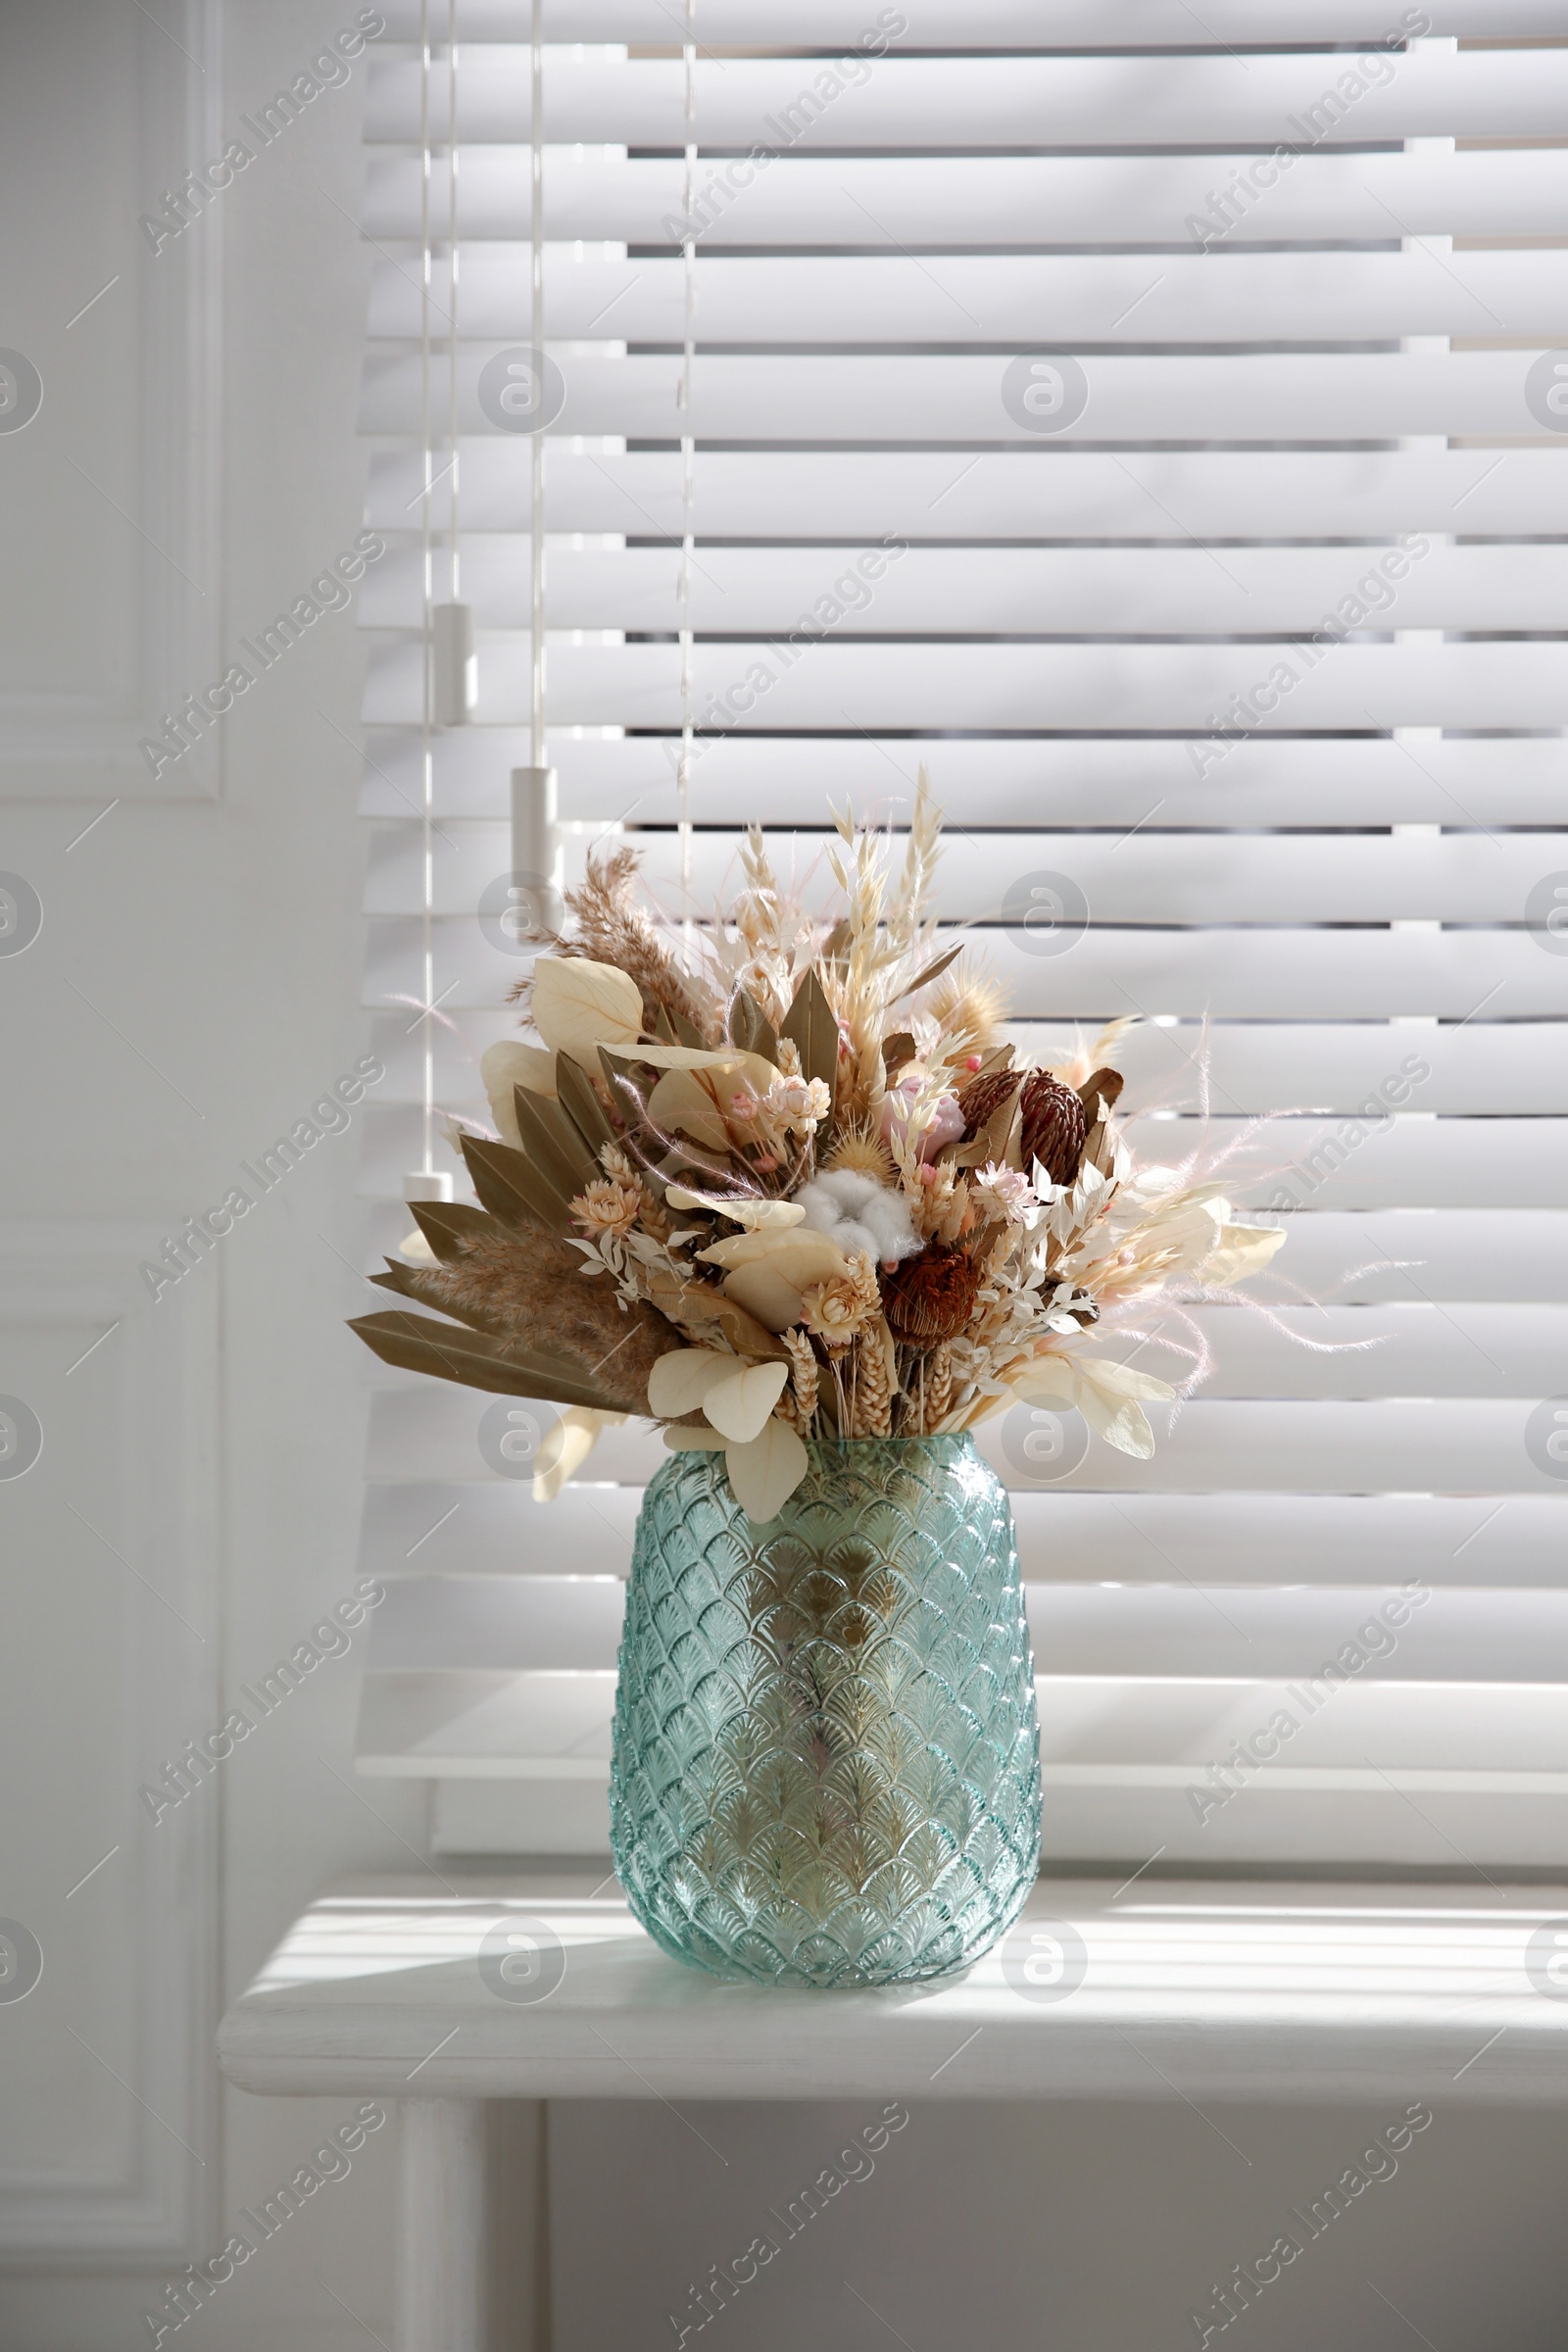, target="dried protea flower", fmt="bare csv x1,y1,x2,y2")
1018,1071,1087,1186
957,1067,1020,1139
880,1244,981,1345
